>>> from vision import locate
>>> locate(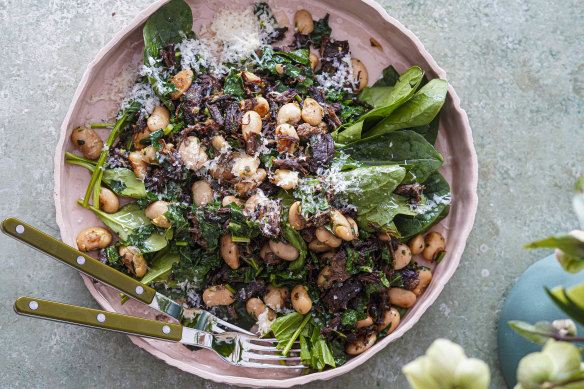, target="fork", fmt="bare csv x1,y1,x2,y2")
2,218,253,336
14,296,305,369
